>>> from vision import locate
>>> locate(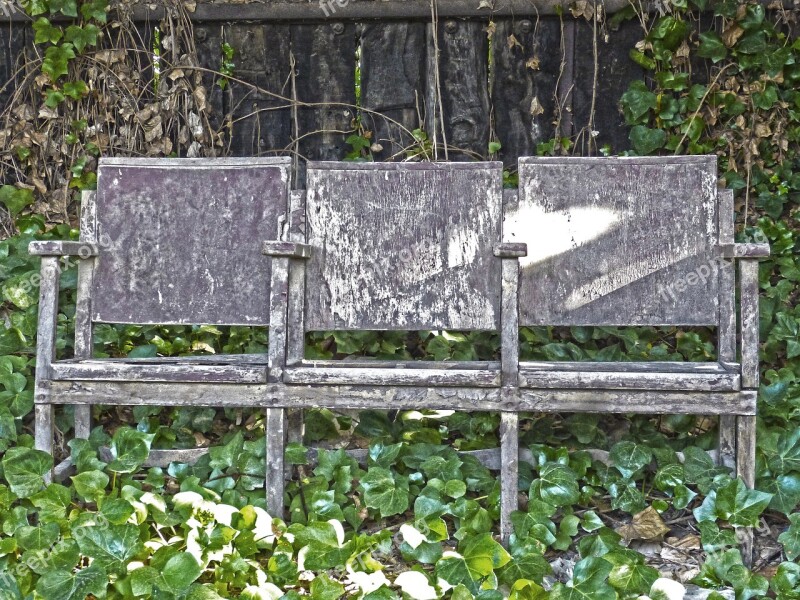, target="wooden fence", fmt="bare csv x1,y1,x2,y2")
0,2,654,181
